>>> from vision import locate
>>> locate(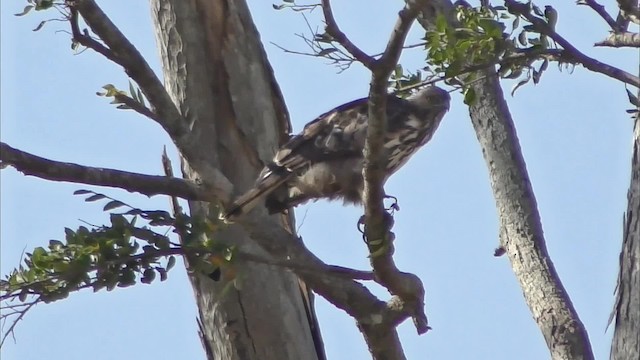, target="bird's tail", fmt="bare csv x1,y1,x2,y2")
222,169,290,222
